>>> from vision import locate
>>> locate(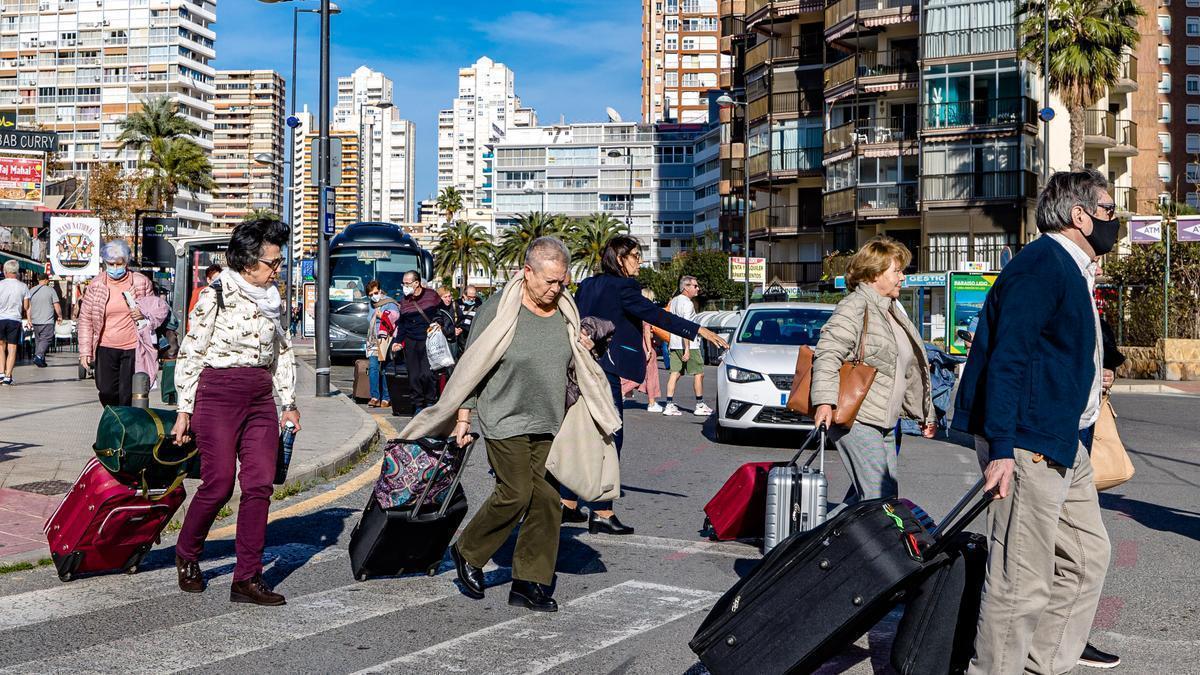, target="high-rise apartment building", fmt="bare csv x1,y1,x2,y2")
211,69,285,233
0,0,217,230
332,66,416,223
1151,1,1200,209
642,0,726,123
292,122,359,257
437,56,537,223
